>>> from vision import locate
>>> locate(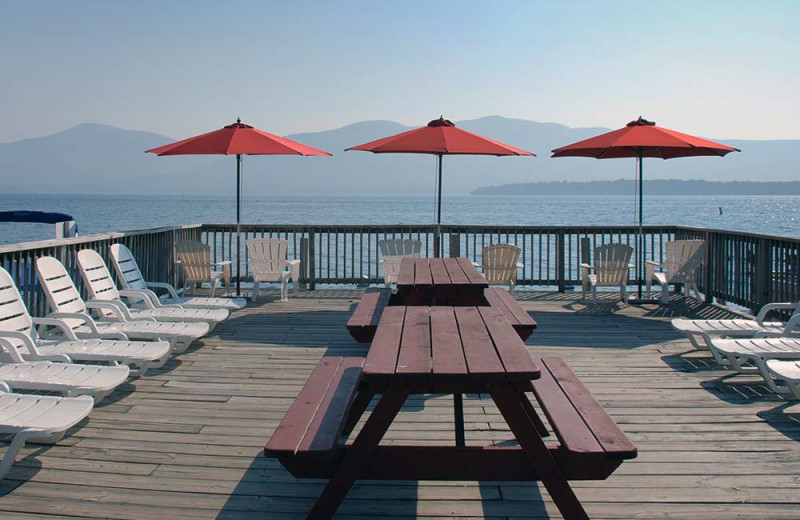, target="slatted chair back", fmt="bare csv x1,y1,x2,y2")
593,244,634,286
36,256,88,315
110,243,148,290
176,241,213,285
246,238,289,283
76,249,123,319
481,243,522,286
662,240,705,284
379,239,421,285
0,267,37,350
